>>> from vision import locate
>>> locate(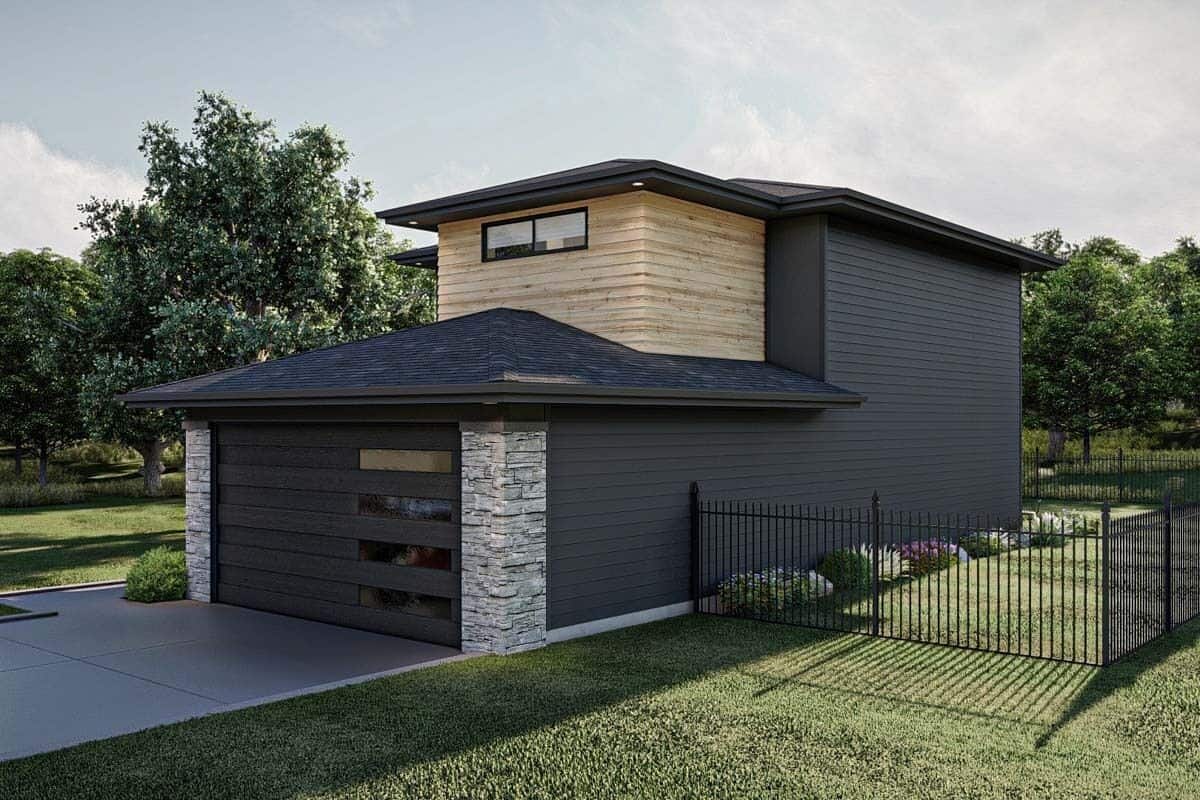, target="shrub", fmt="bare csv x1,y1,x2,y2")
52,441,139,466
125,546,187,602
850,543,906,581
718,568,818,616
819,548,873,590
899,540,958,576
959,532,1008,559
